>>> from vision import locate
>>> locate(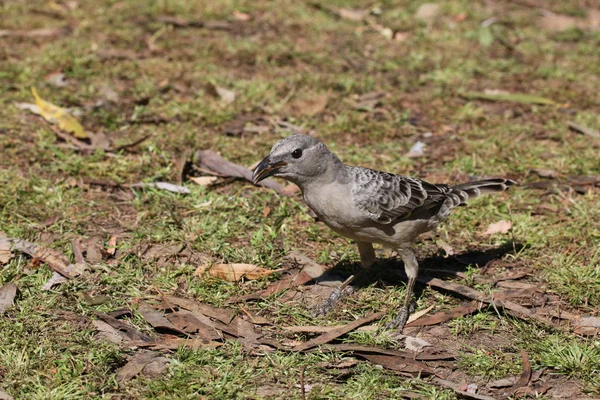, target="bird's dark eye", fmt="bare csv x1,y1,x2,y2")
291,148,303,159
